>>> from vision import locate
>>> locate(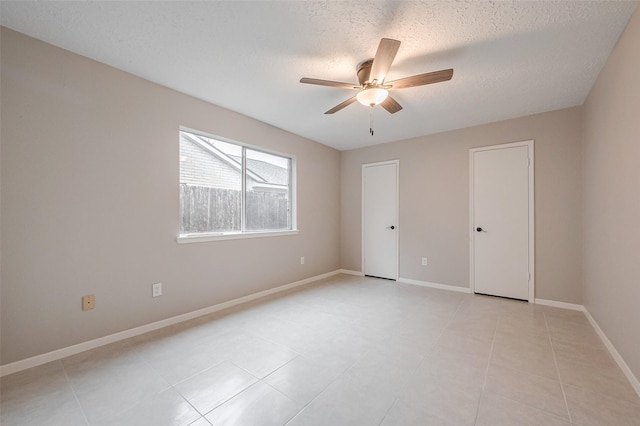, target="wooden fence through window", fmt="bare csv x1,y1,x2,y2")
180,184,289,233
